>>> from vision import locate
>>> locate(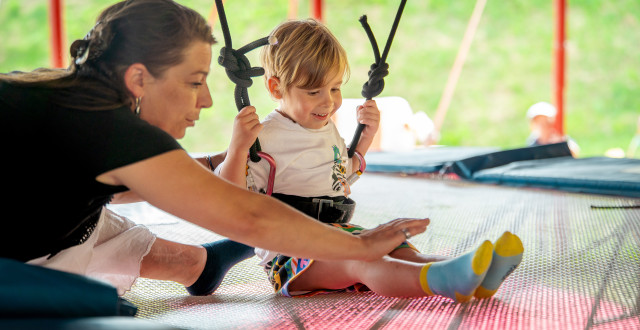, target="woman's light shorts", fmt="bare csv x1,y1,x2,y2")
28,207,156,295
